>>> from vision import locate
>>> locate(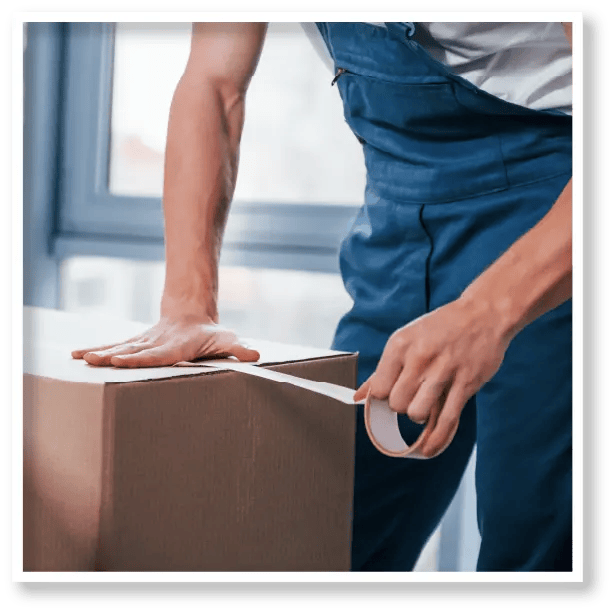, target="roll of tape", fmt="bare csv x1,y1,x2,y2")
364,391,432,459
